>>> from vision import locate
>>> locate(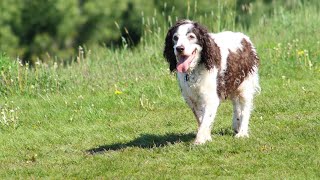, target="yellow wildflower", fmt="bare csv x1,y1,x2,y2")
297,50,304,56
114,90,123,95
